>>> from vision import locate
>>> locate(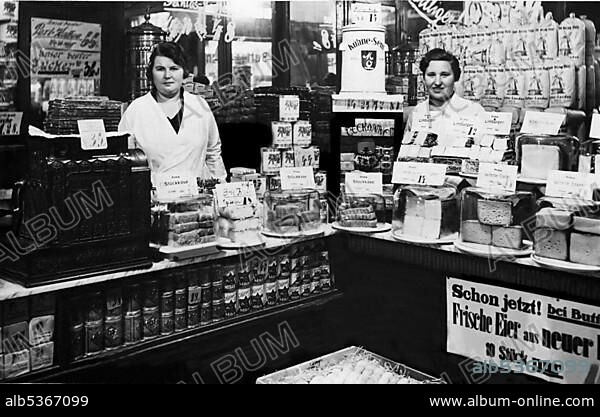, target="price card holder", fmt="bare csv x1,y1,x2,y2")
215,182,257,208
476,163,518,193
279,95,300,122
392,162,447,186
520,111,564,135
280,167,316,190
344,172,383,195
479,112,513,136
154,172,198,201
546,170,597,200
77,119,107,150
